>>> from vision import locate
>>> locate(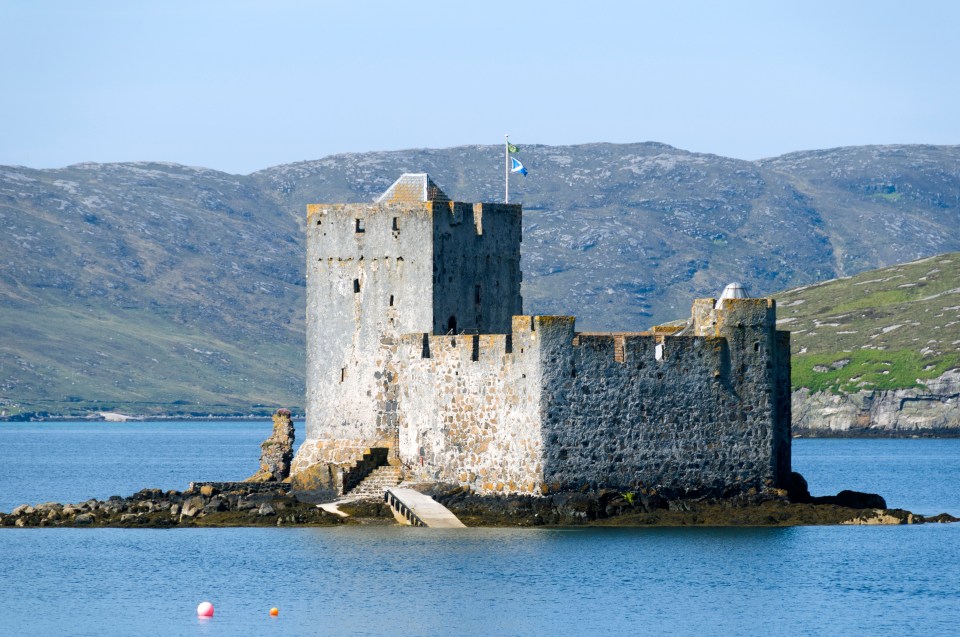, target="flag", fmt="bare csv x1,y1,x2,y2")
508,143,519,153
510,156,528,176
